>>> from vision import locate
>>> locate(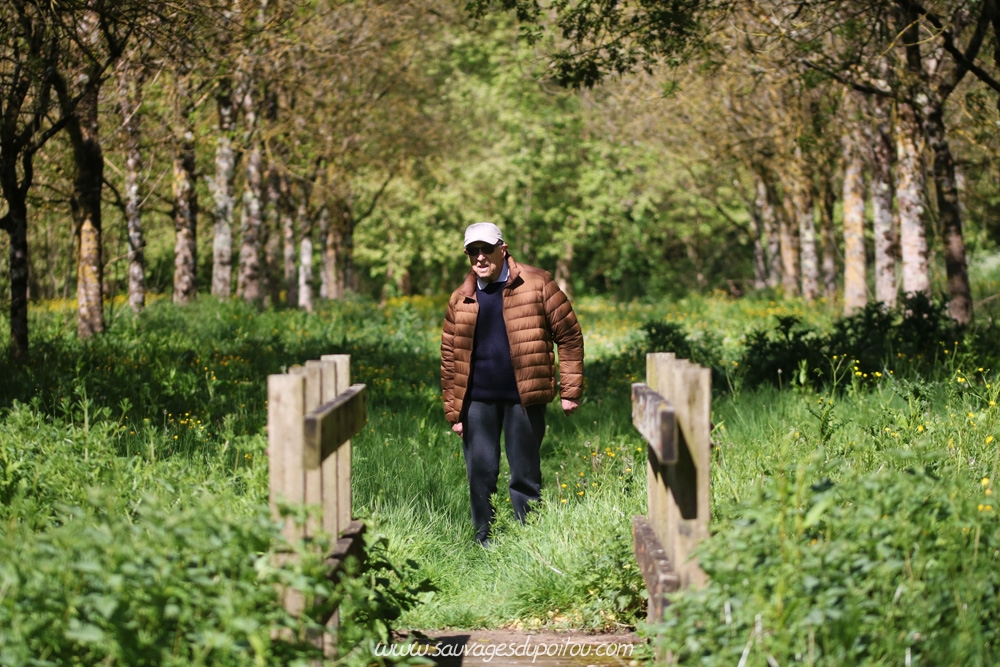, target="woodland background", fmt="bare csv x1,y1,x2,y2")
3,0,1000,358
